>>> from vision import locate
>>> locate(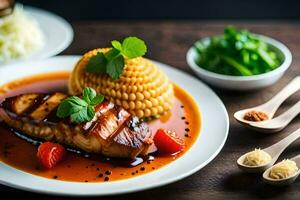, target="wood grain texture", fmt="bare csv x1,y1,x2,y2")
1,21,300,199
